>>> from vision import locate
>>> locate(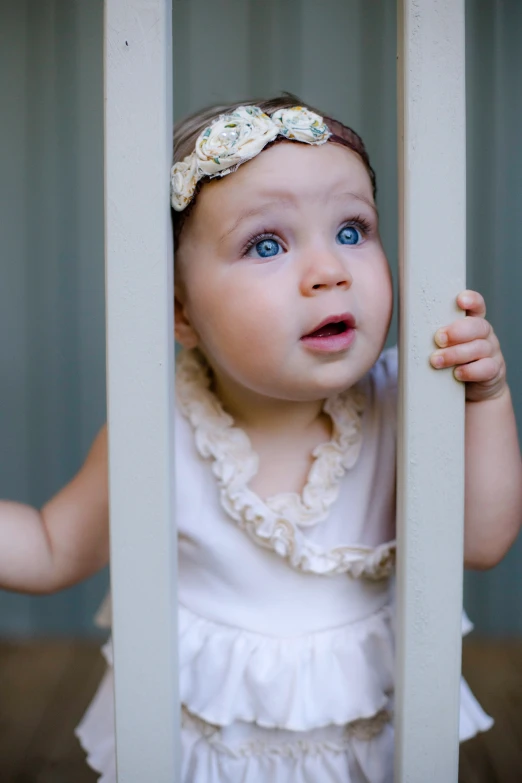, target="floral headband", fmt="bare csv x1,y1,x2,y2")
170,105,331,211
